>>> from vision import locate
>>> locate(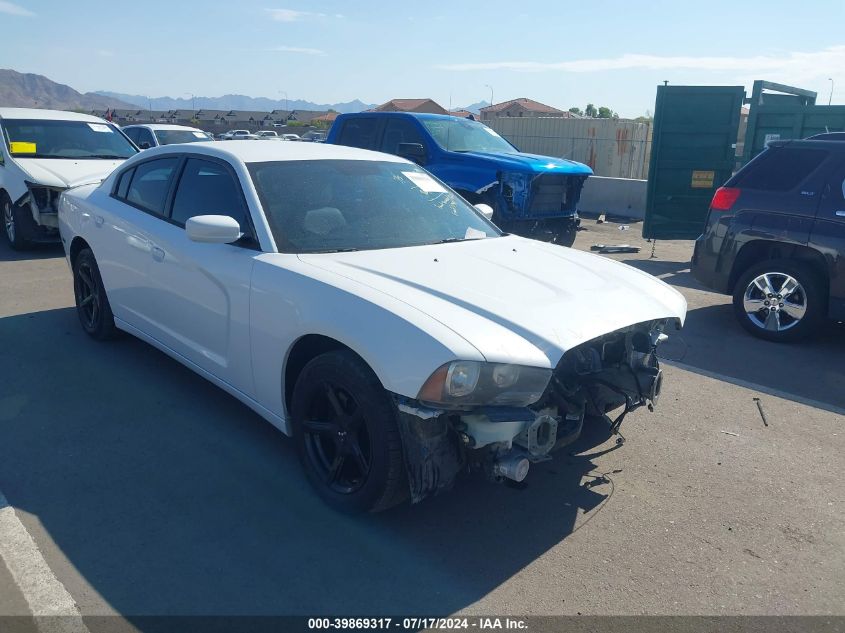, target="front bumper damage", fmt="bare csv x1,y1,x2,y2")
393,318,677,504
15,182,66,234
